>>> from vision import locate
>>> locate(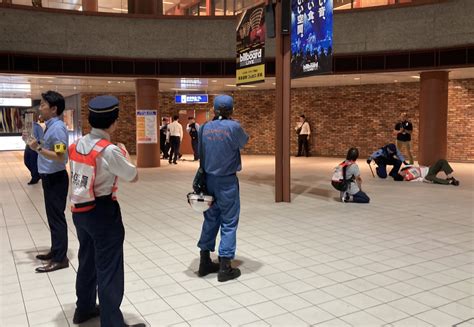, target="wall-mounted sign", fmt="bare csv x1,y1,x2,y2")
0,98,32,107
175,94,209,104
236,3,265,86
291,0,333,78
136,110,157,144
